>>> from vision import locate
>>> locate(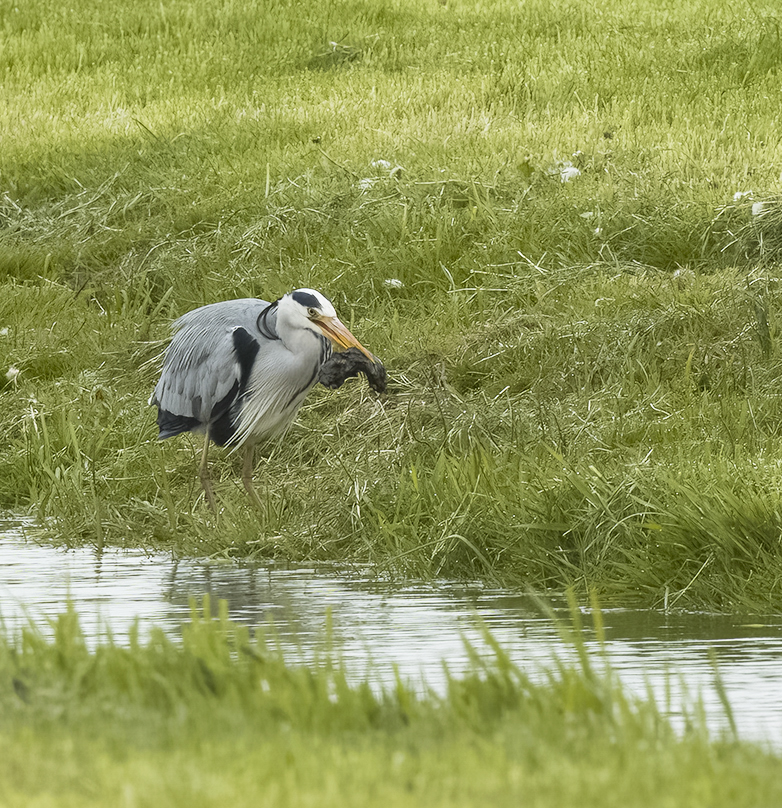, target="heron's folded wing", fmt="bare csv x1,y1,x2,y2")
151,323,248,439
